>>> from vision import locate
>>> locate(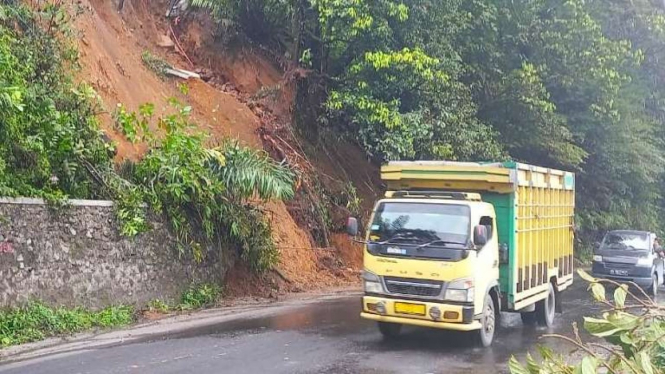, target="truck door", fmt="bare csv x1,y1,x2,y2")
475,212,499,311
